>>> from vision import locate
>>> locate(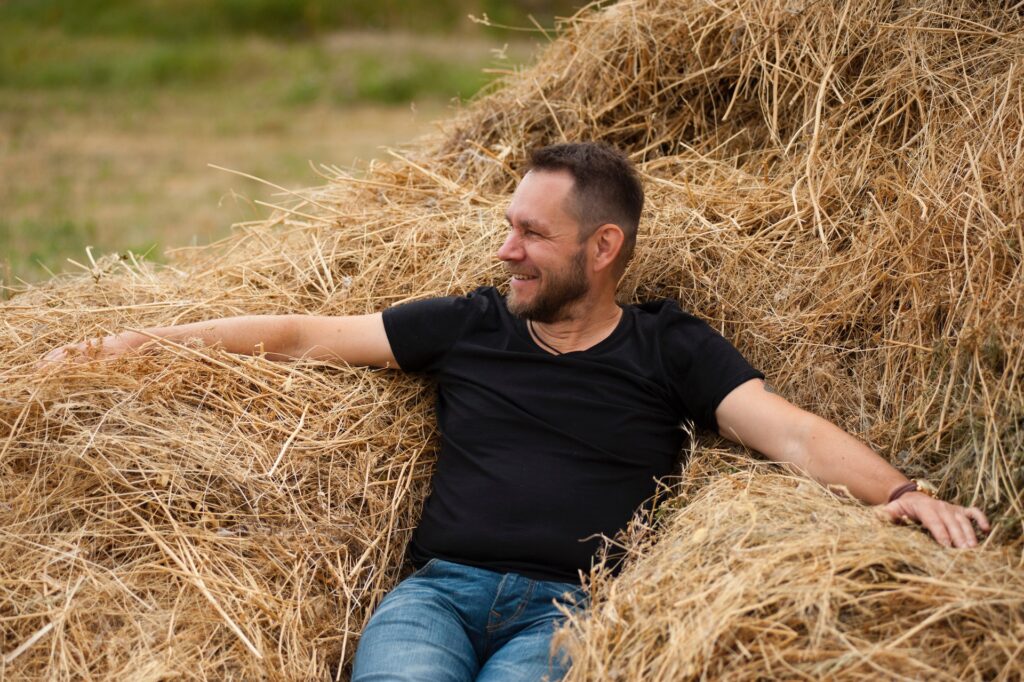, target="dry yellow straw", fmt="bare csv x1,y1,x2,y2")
2,0,1023,677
